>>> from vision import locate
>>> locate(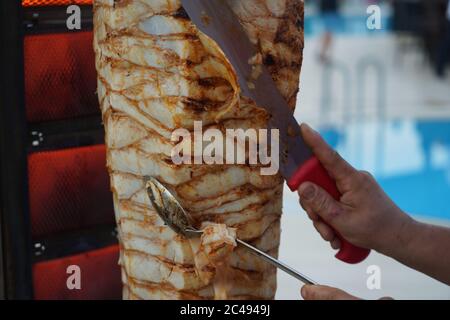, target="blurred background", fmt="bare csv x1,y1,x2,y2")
278,0,450,300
